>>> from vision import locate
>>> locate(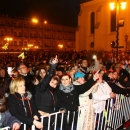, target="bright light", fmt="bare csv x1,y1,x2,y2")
44,20,47,24
27,44,33,47
120,2,126,10
58,44,63,49
32,18,38,23
34,46,39,49
93,55,97,59
109,2,115,10
109,1,127,10
4,37,13,41
22,48,29,51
